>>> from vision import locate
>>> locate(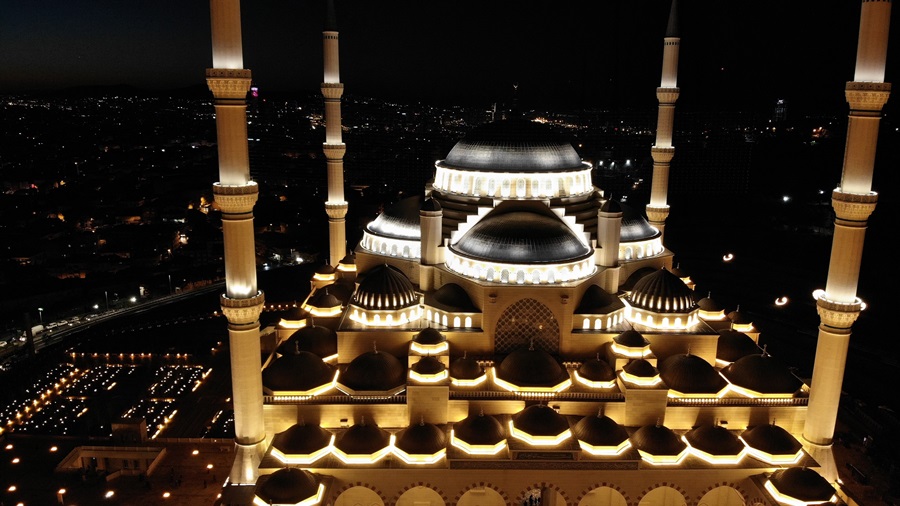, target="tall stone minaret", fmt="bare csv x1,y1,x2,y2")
803,0,891,477
207,0,266,485
322,0,348,267
645,0,680,241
